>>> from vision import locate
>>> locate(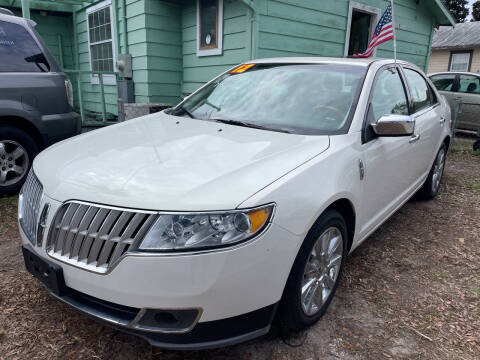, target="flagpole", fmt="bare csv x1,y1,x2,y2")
390,0,397,64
